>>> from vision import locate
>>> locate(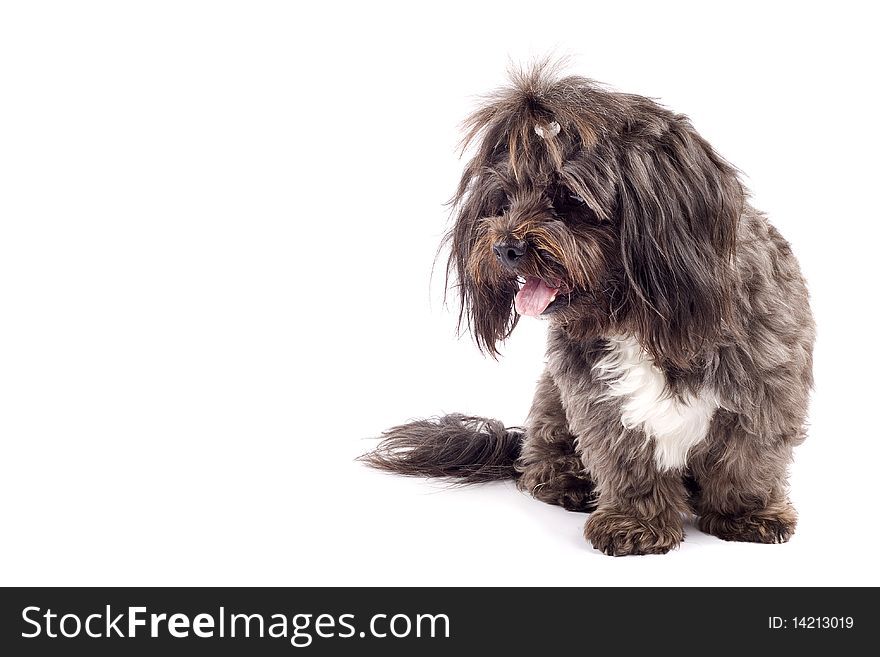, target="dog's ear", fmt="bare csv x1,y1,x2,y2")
618,117,743,369
444,167,518,358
